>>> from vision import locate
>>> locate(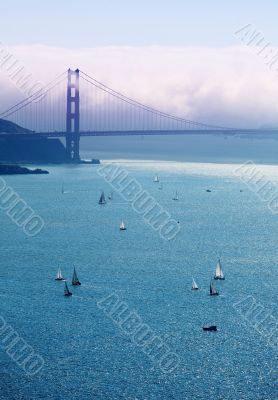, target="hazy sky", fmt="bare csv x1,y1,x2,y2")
1,1,278,129
2,1,278,47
